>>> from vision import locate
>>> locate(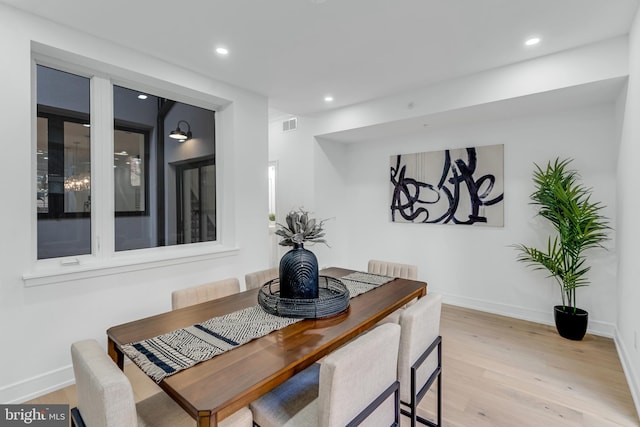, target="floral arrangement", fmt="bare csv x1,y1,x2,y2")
275,208,328,247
